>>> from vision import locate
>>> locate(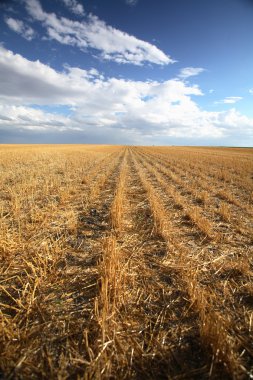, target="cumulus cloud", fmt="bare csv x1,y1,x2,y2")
24,0,172,66
61,0,85,16
0,46,252,144
178,67,205,78
0,104,74,131
5,17,35,40
0,46,85,104
249,88,253,94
